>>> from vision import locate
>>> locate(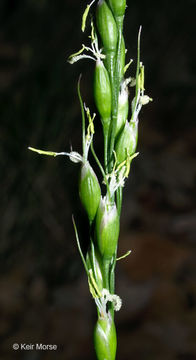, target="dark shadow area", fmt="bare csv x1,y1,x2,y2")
0,0,195,359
